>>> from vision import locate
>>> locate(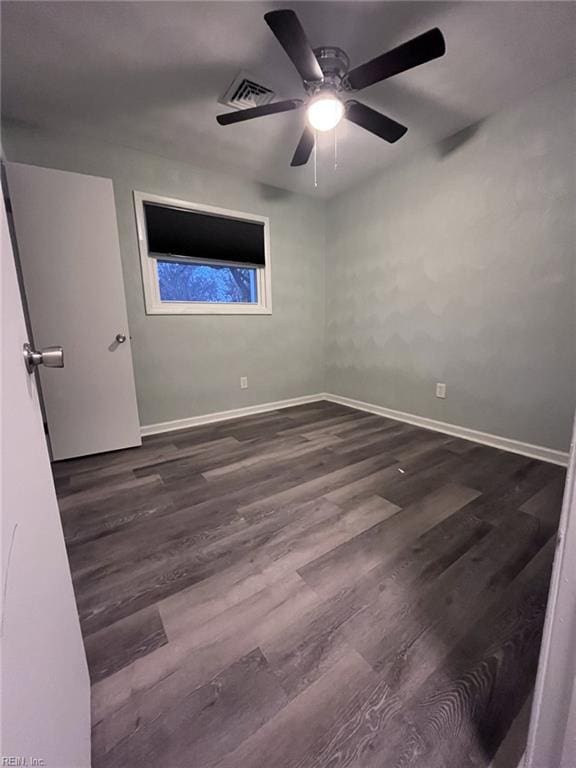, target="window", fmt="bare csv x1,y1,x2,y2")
157,261,258,304
134,192,271,315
